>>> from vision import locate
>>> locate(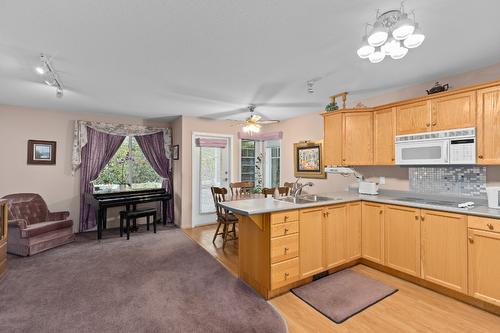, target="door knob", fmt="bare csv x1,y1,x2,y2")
468,236,474,243
426,123,430,127
415,215,419,220
478,155,484,159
